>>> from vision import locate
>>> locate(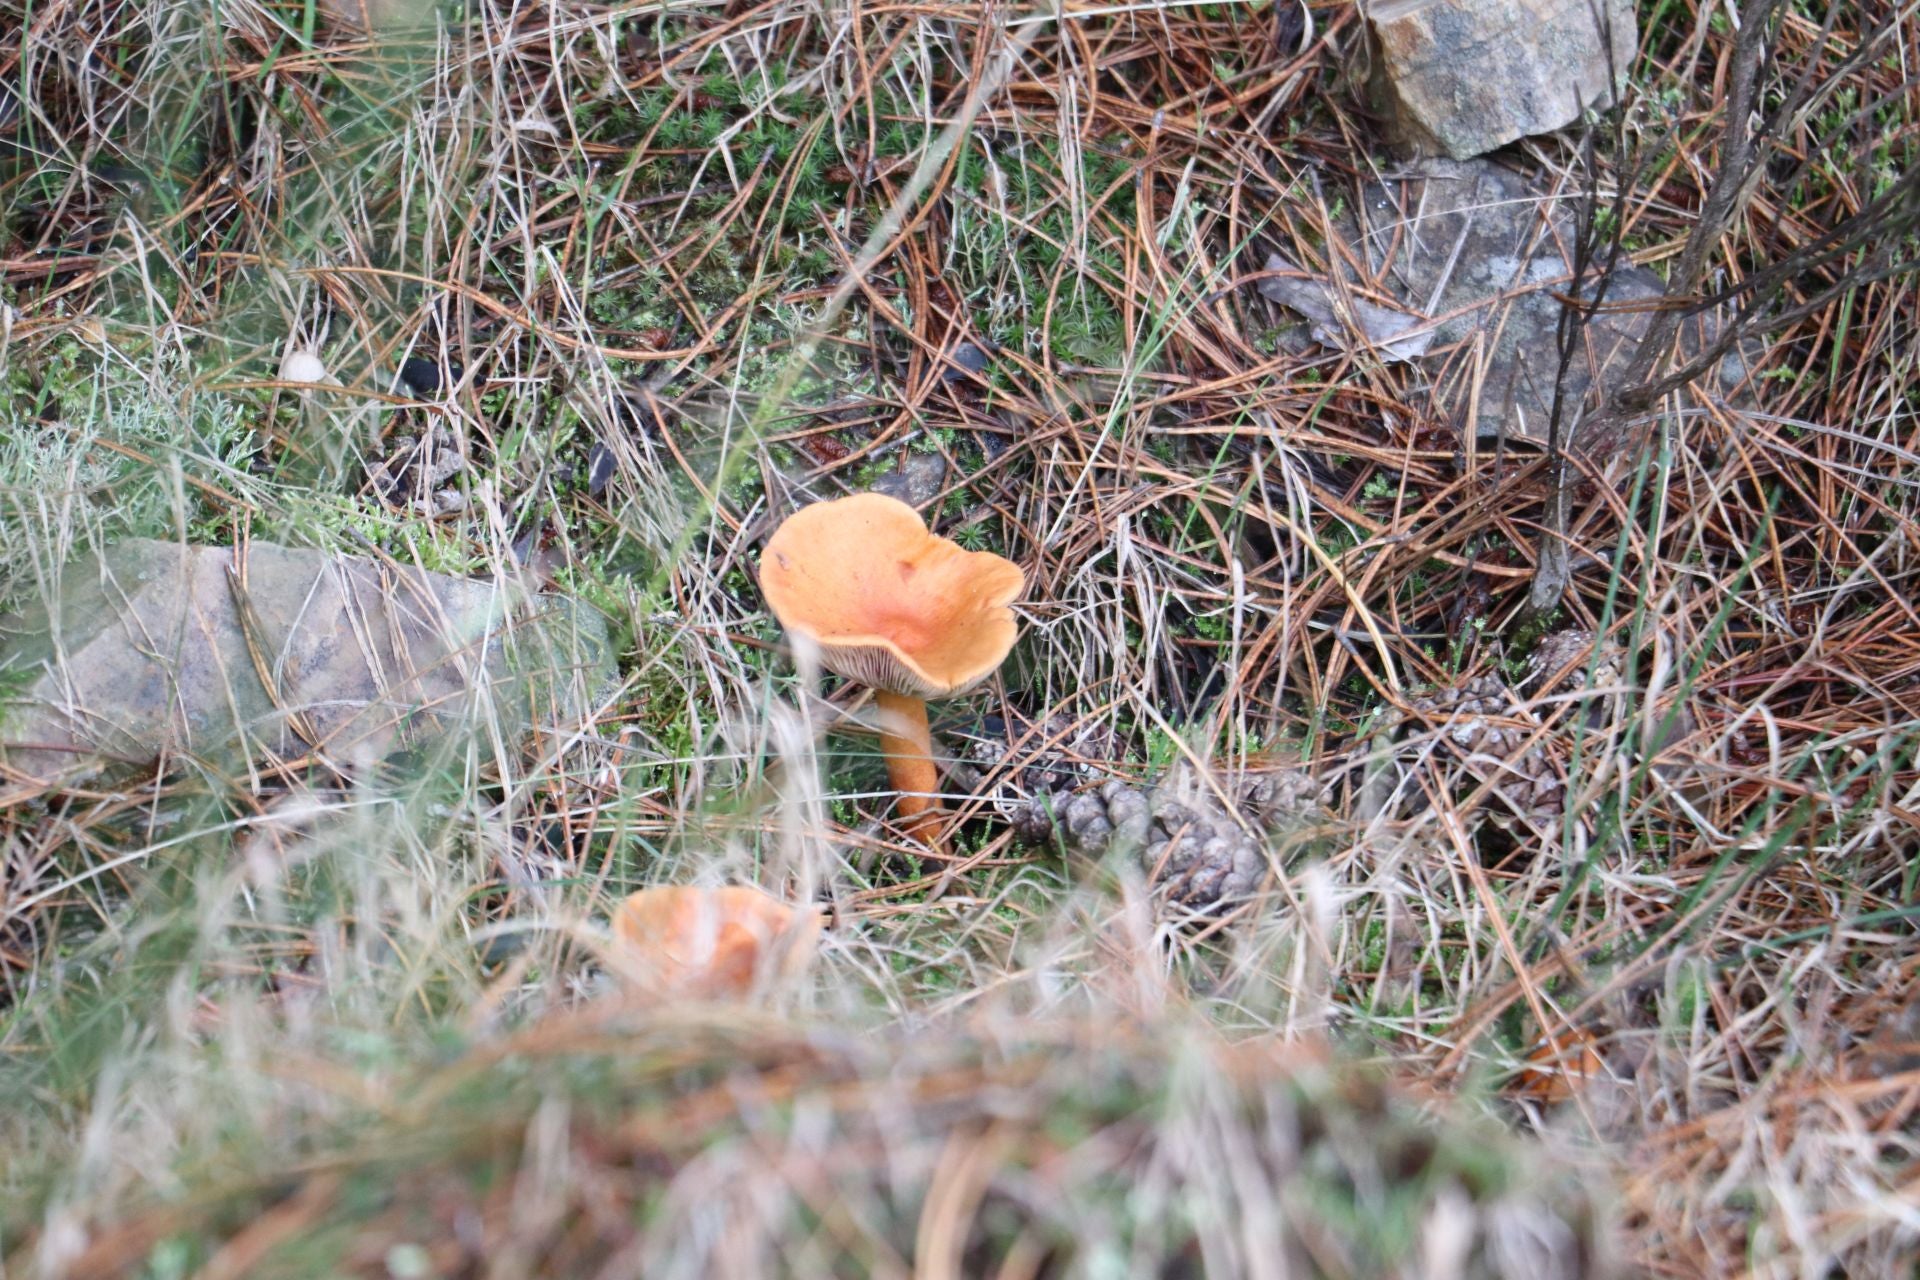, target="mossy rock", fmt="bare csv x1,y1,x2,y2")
0,539,614,785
